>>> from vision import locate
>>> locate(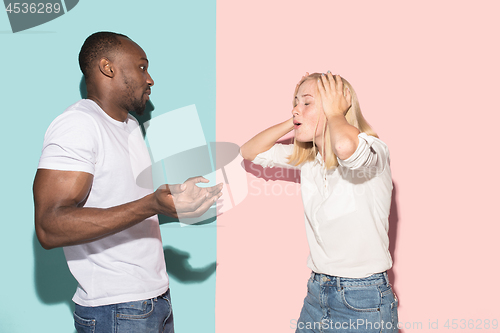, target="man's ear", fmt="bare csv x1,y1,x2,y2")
98,57,114,78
